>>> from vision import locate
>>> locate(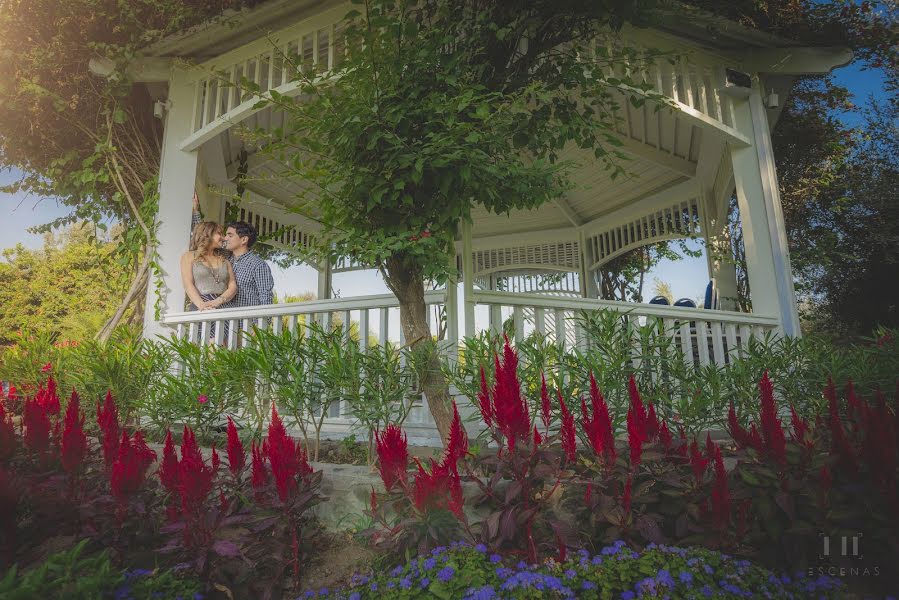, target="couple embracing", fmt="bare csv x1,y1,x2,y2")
181,193,274,314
